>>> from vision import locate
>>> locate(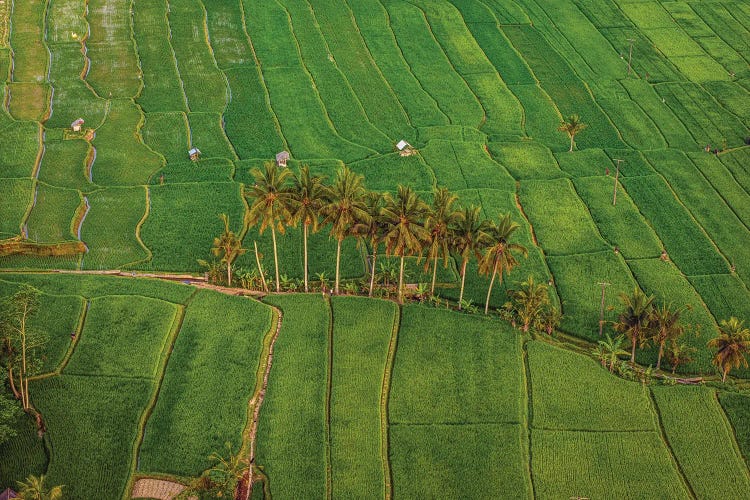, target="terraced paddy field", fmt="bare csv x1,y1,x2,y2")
0,282,747,498
1,0,749,497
